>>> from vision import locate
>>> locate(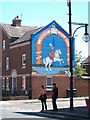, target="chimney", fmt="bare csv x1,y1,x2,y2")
11,16,21,27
